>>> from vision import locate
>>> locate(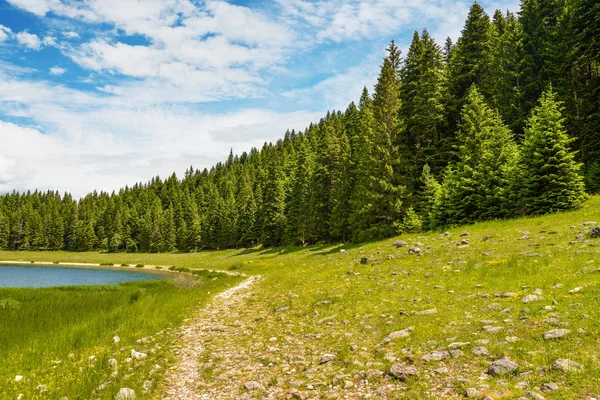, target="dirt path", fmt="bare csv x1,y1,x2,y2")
161,276,260,399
